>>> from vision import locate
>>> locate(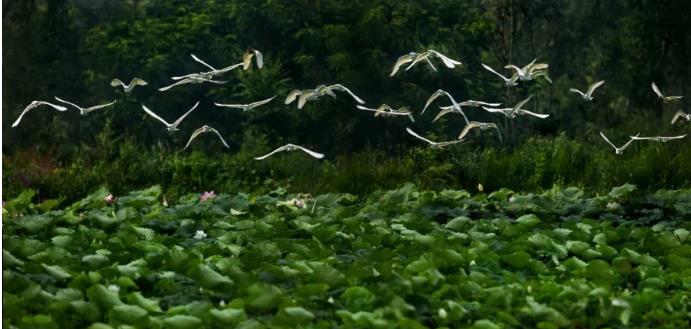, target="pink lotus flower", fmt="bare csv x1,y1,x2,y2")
104,193,116,205
200,191,216,202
